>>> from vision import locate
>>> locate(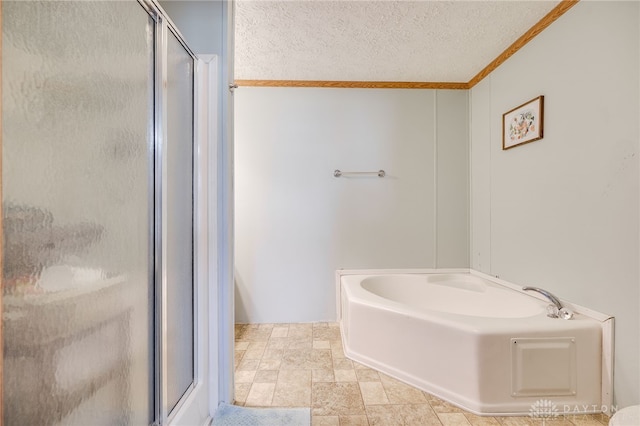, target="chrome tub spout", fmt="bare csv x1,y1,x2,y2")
522,286,573,319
